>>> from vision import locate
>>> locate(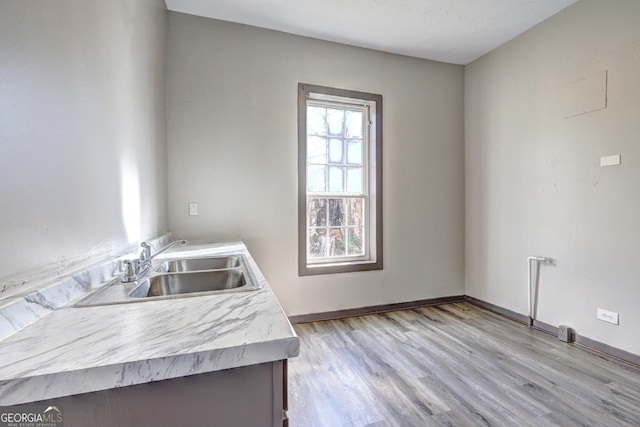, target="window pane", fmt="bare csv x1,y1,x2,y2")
308,198,327,226
328,228,345,256
309,228,327,258
347,140,363,165
326,108,344,136
345,110,363,139
307,165,326,192
307,106,327,136
347,227,364,256
308,136,327,164
346,167,363,193
346,198,364,226
328,198,345,226
328,166,344,192
328,138,343,163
